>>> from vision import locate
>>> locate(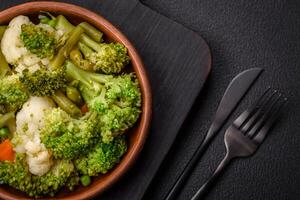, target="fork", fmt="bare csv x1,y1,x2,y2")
191,88,287,200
